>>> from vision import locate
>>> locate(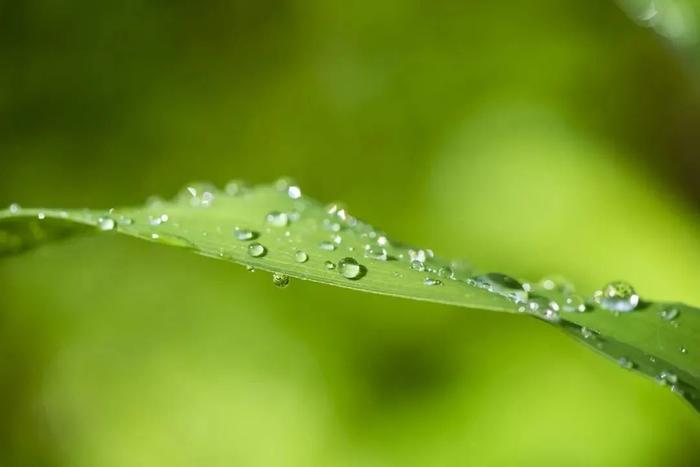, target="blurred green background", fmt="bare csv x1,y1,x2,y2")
2,0,700,465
